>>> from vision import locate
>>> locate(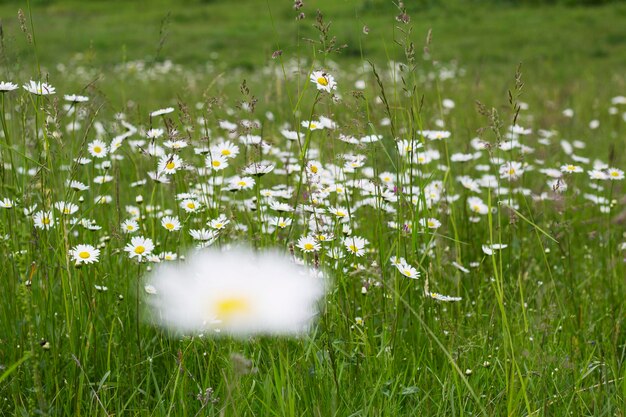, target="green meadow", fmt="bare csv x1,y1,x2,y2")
0,0,624,416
